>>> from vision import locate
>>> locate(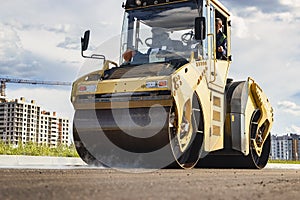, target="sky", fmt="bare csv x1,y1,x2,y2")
0,0,300,136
